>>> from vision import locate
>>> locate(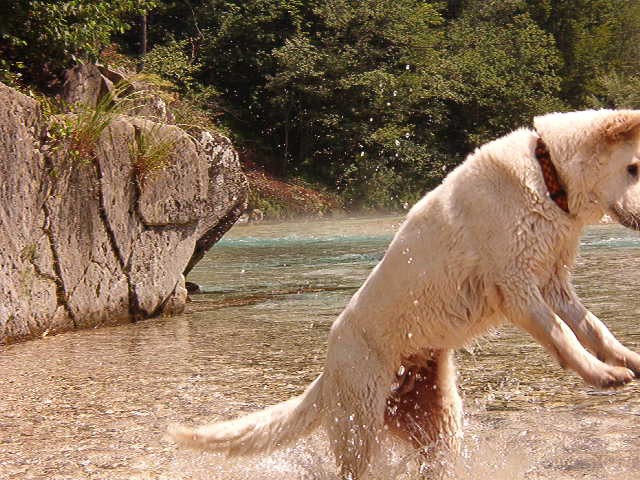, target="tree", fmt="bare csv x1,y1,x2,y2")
263,0,451,207
524,0,640,107
443,0,564,149
0,0,156,88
